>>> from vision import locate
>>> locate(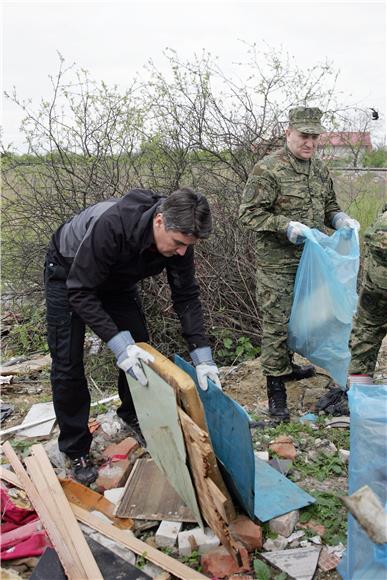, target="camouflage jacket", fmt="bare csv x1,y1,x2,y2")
363,204,387,290
239,146,341,268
